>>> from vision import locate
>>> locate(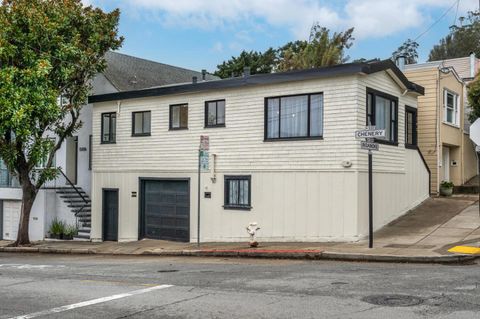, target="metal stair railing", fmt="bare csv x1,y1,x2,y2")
38,168,89,228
